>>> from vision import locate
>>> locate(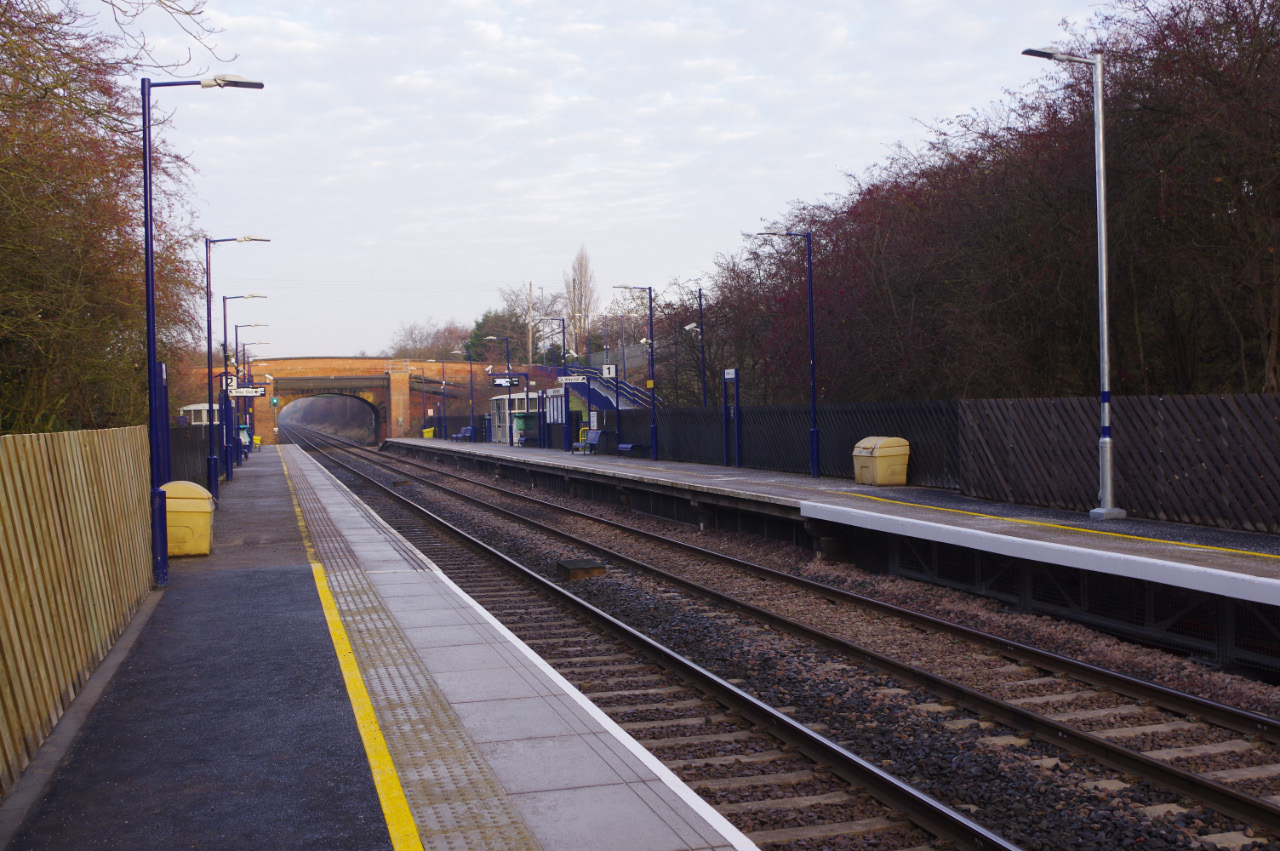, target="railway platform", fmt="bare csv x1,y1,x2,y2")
385,437,1280,672
1,445,748,851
